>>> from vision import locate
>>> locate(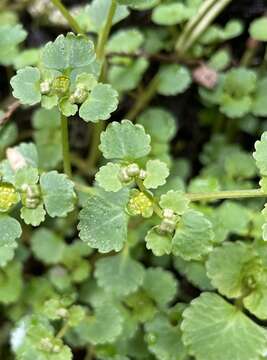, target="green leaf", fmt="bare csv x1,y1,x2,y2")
143,267,178,307
206,242,259,298
158,65,191,96
96,162,123,192
76,302,123,344
159,190,189,215
137,107,177,142
42,33,96,71
20,204,46,227
99,120,151,160
143,160,169,189
0,244,17,268
174,257,214,291
217,201,250,235
40,171,76,218
145,226,172,256
78,188,129,253
145,314,187,360
11,67,41,105
12,315,73,359
79,84,118,123
252,78,267,116
181,292,267,360
0,261,22,304
172,210,214,260
108,58,149,92
83,0,129,33
249,17,267,41
0,215,22,247
253,132,267,175
95,252,145,297
107,29,144,53
152,3,193,26
31,228,65,265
